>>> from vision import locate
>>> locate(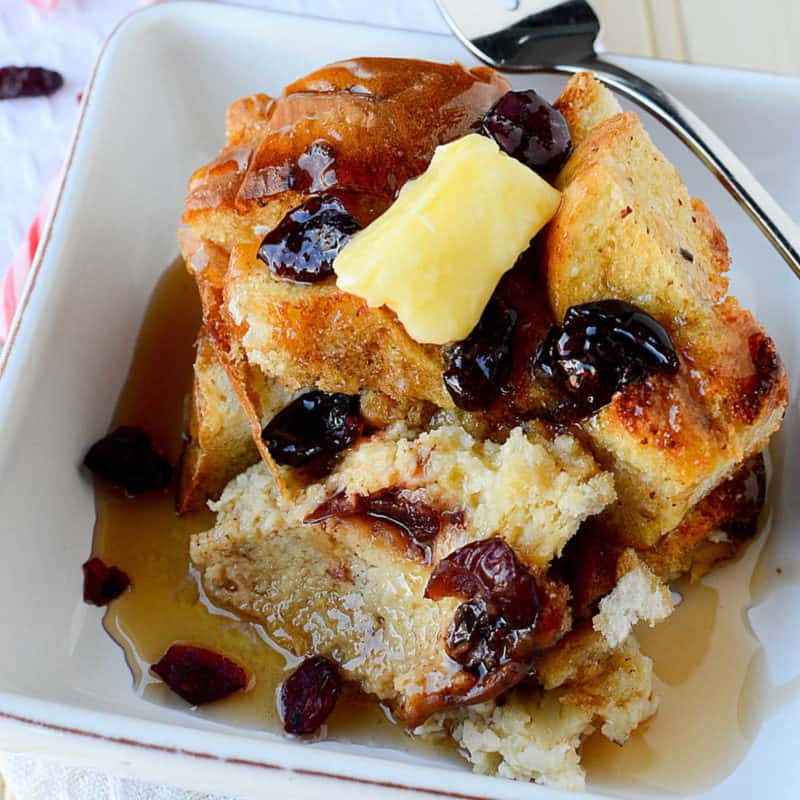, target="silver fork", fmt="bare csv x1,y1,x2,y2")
435,0,800,279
